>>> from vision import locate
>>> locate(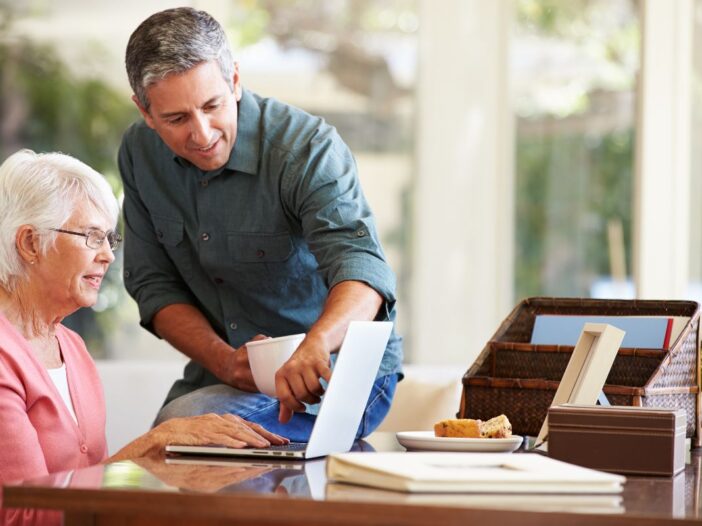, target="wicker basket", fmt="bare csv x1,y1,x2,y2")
460,297,701,446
